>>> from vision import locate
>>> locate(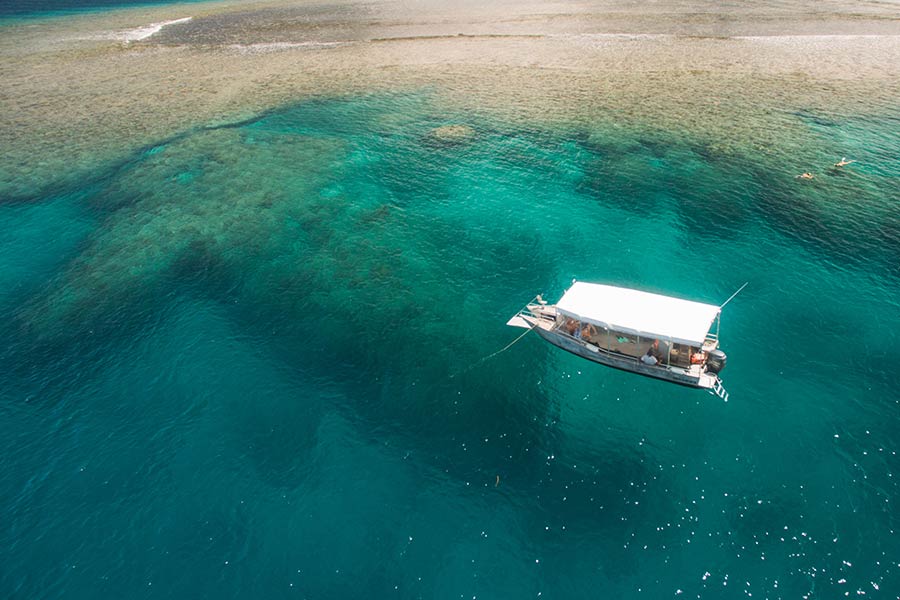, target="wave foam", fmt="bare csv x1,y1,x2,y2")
113,17,193,42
